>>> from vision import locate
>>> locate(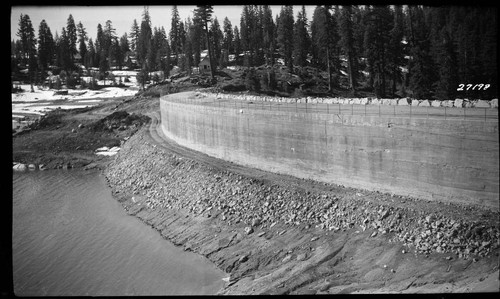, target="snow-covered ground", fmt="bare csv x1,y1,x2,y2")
12,85,138,103
11,84,139,129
